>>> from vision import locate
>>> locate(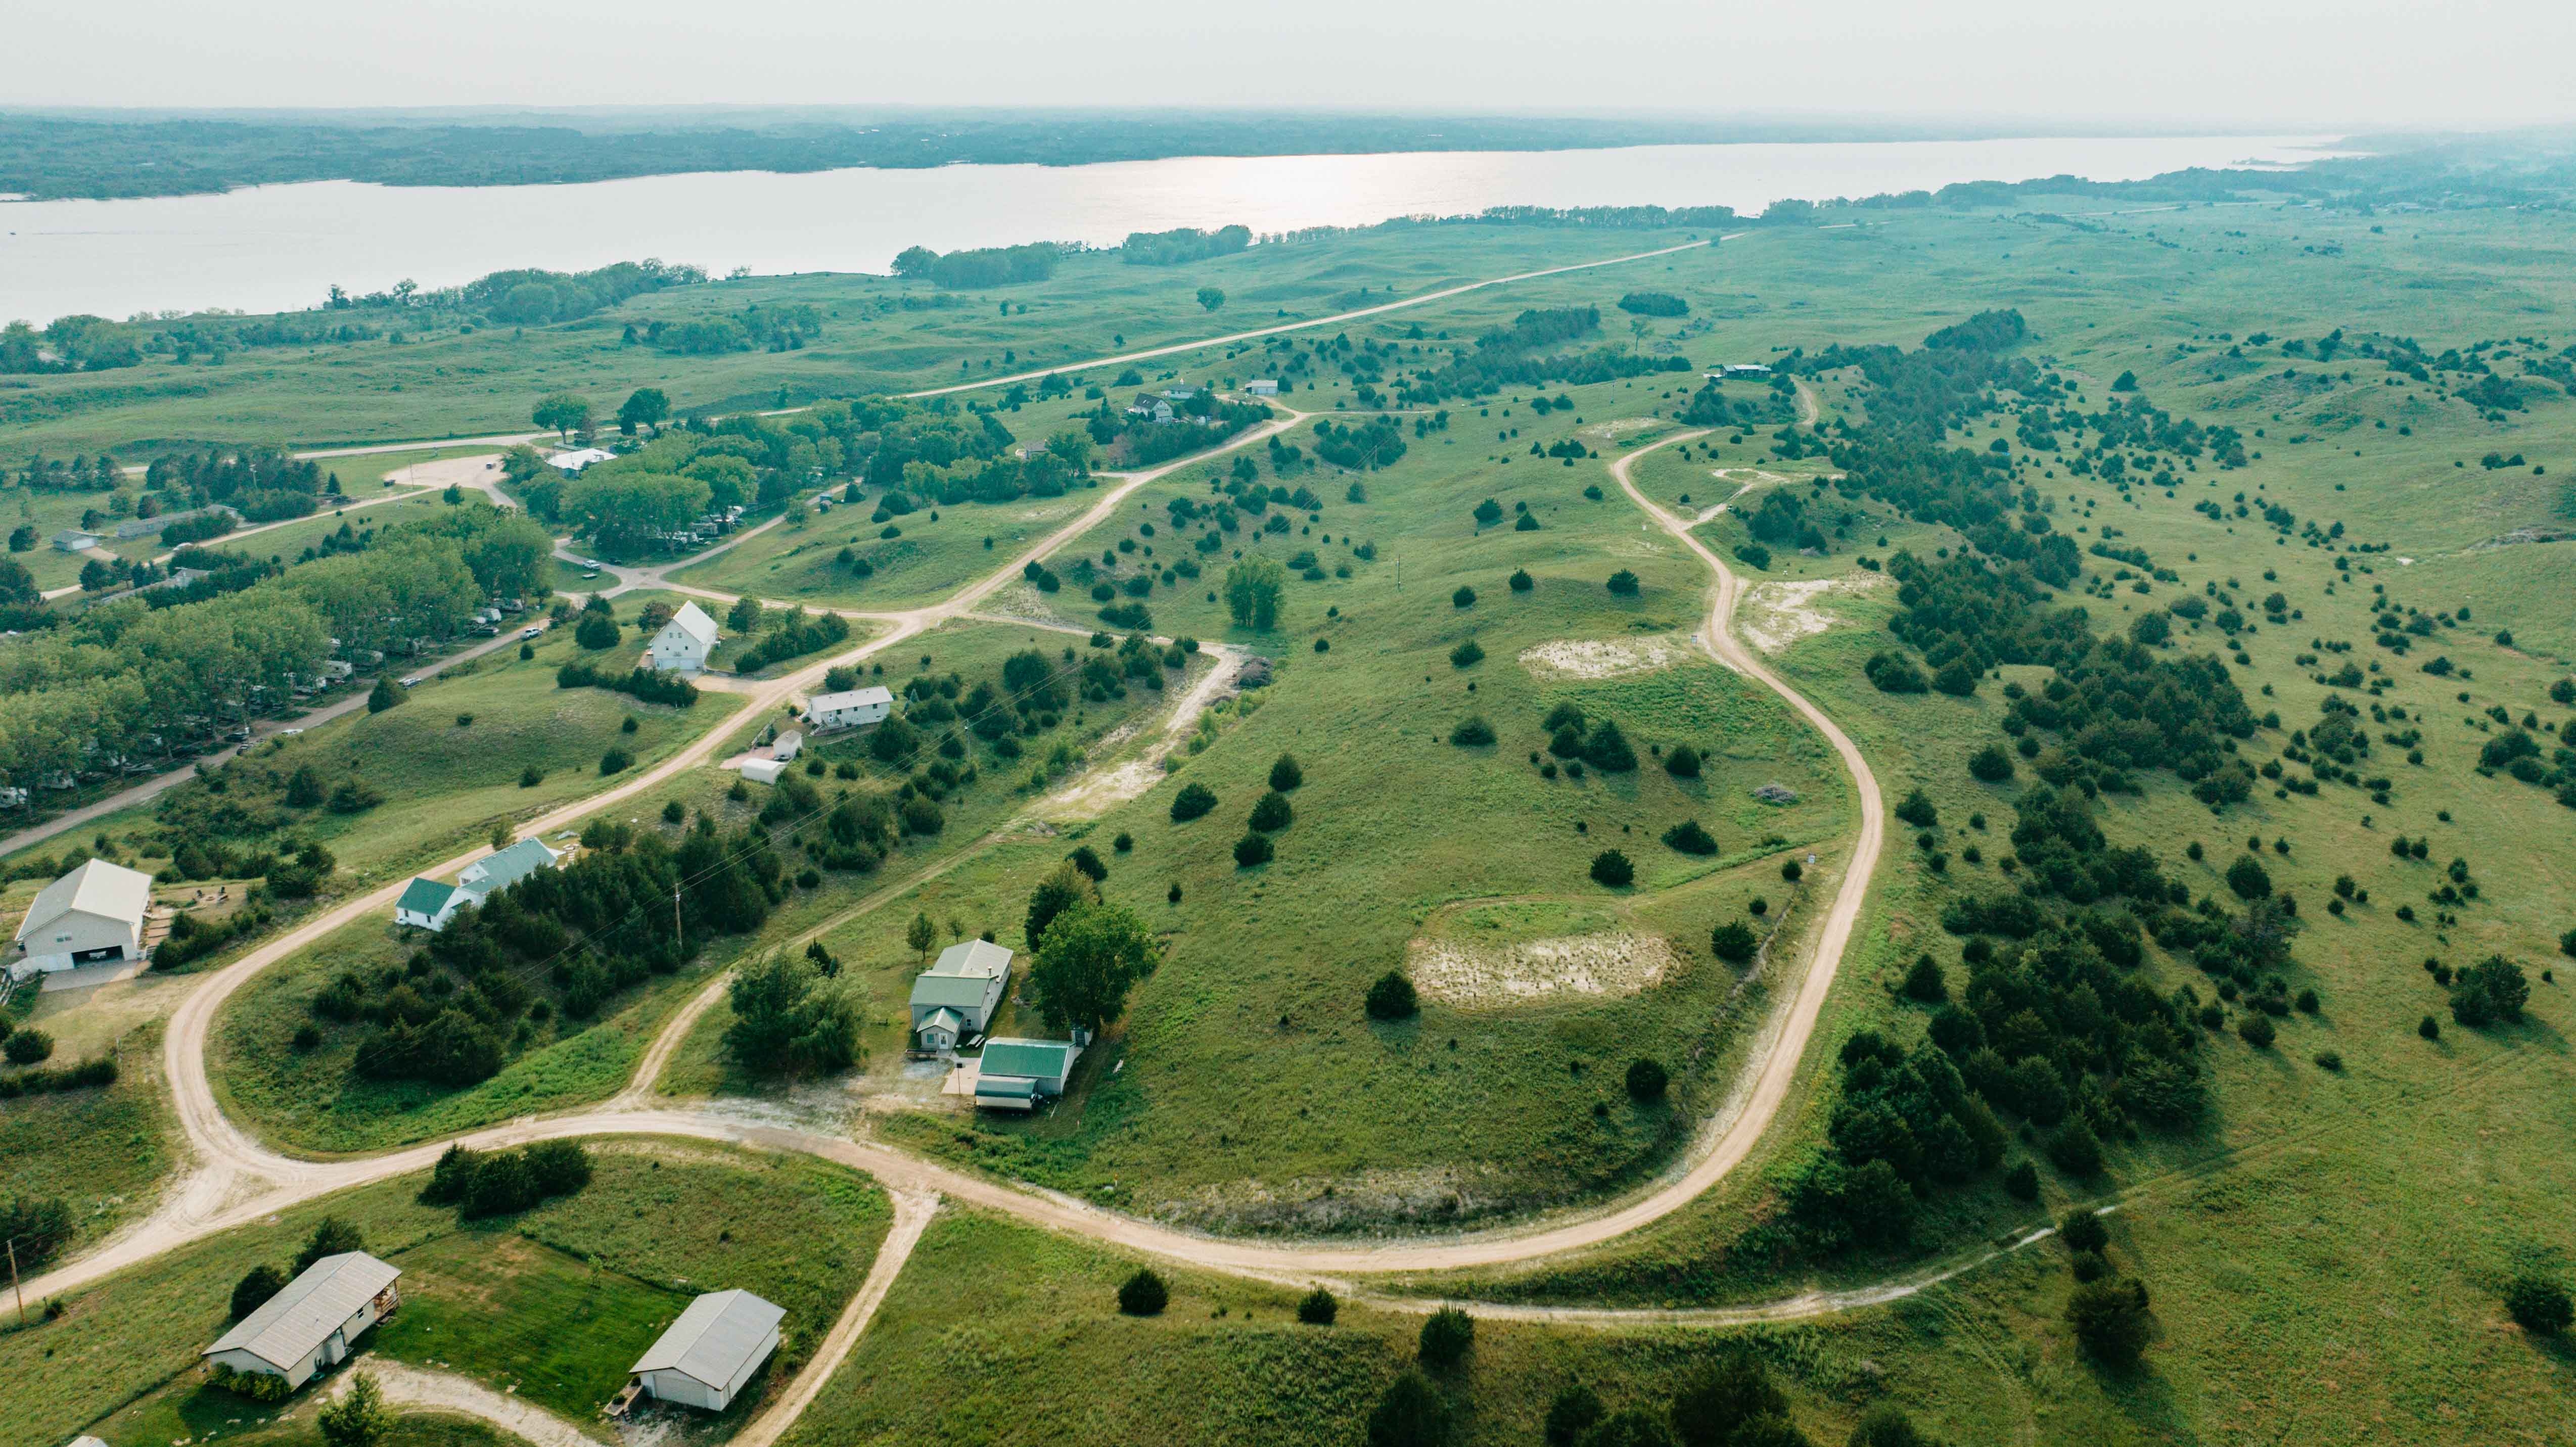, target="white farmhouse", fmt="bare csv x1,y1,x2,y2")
394,838,565,933
10,859,153,979
806,686,893,731
628,1289,785,1413
650,602,721,674
202,1252,402,1392
1245,379,1280,396
907,940,1013,1053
